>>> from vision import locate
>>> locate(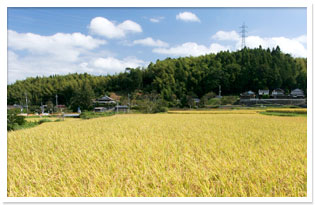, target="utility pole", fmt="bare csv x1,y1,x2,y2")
41,102,43,114
239,22,248,49
55,94,58,113
128,93,130,113
25,92,28,115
